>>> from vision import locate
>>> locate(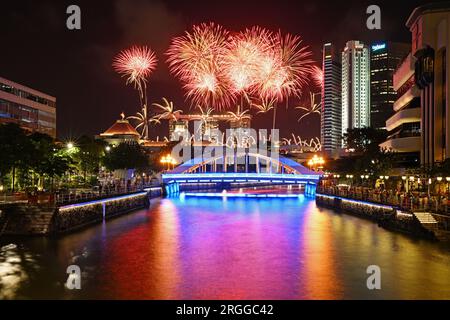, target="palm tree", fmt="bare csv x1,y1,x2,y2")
296,92,321,123
152,97,183,121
